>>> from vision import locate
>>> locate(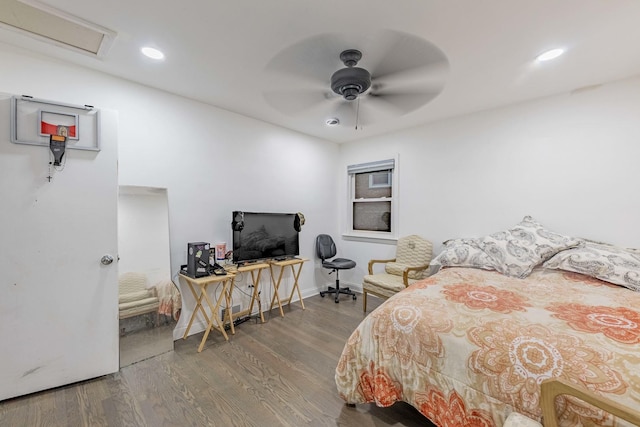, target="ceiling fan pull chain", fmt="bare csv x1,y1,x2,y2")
355,97,361,130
